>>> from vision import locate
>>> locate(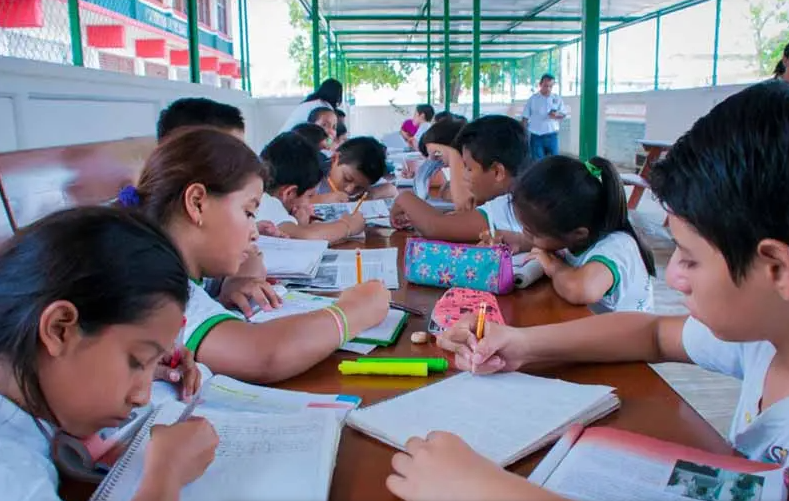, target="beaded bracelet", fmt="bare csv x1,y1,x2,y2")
326,304,350,344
